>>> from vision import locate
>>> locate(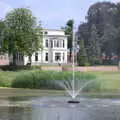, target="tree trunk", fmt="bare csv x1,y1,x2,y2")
28,54,32,66
12,52,17,66
69,48,72,62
